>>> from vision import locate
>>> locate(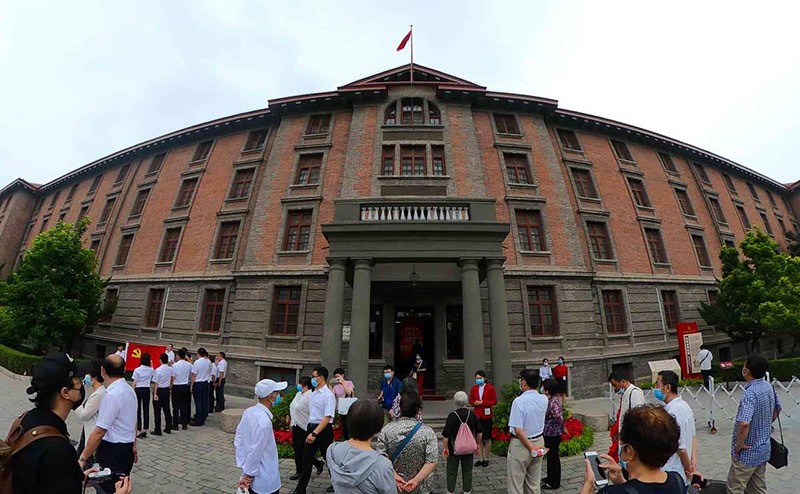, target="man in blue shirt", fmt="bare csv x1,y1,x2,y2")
727,354,781,494
377,364,401,419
